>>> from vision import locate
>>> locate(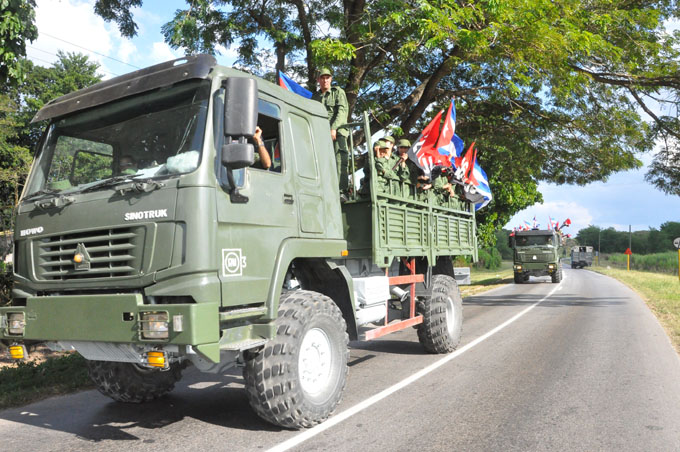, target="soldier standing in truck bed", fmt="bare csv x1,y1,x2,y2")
312,68,349,201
